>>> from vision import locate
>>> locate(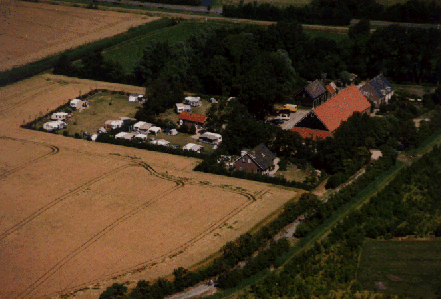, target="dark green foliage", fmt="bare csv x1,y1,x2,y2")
99,283,127,299
223,0,441,25
348,18,371,40
222,0,352,26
